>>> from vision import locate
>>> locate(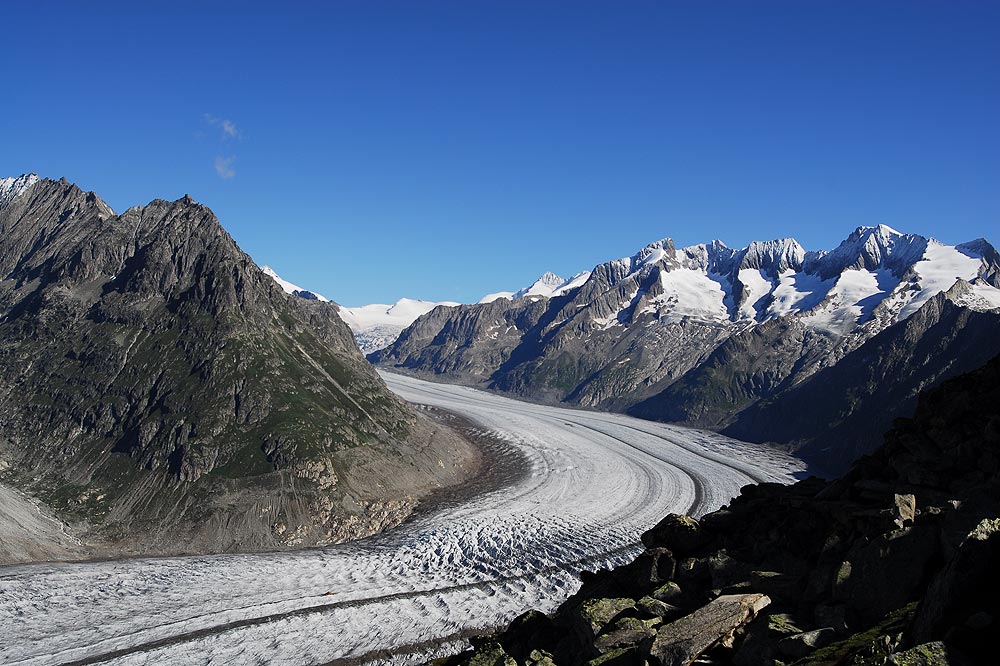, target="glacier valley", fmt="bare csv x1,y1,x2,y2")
0,373,804,666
